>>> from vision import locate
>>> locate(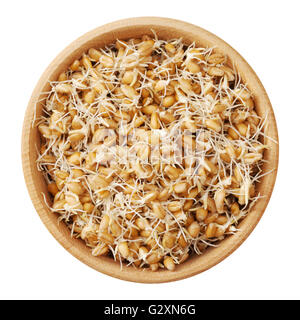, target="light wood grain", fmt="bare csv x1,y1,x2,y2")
21,17,279,283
